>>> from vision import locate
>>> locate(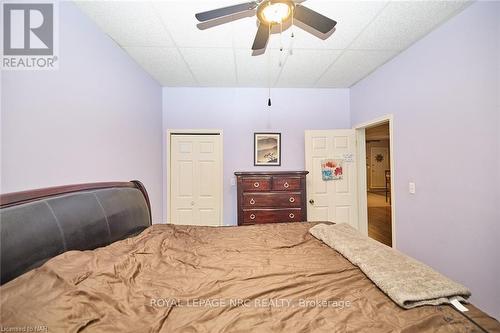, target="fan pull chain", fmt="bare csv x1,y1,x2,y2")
267,25,272,108
290,5,295,56
279,21,283,52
